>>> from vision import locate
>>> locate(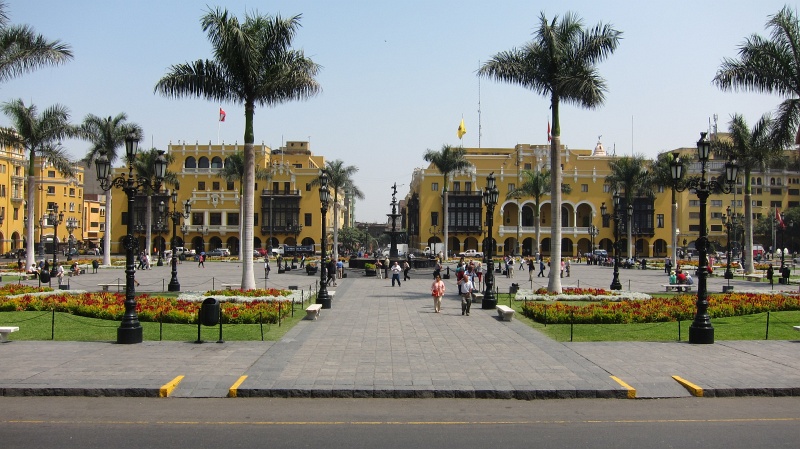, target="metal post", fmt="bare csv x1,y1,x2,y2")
317,171,331,309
